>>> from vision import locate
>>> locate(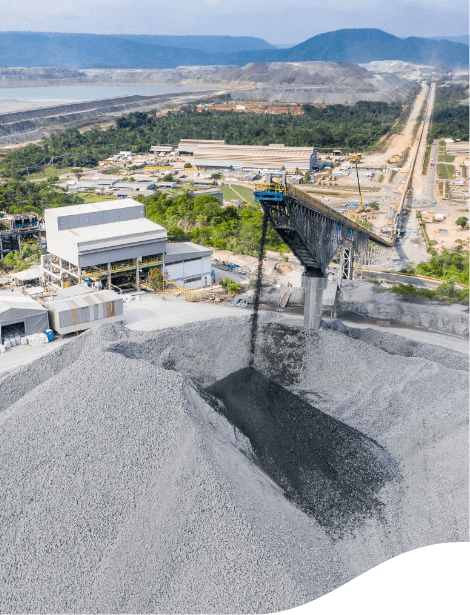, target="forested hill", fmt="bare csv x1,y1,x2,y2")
237,29,469,68
0,29,467,68
114,34,276,53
